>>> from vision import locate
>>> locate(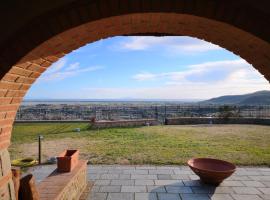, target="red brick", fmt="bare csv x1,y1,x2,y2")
19,84,31,90
0,98,12,105
26,64,47,73
0,104,19,112
2,74,18,82
5,90,26,97
0,119,14,127
29,72,41,78
9,67,33,77
11,97,23,104
0,126,12,135
0,90,7,97
15,77,35,84
0,140,10,149
16,62,32,69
